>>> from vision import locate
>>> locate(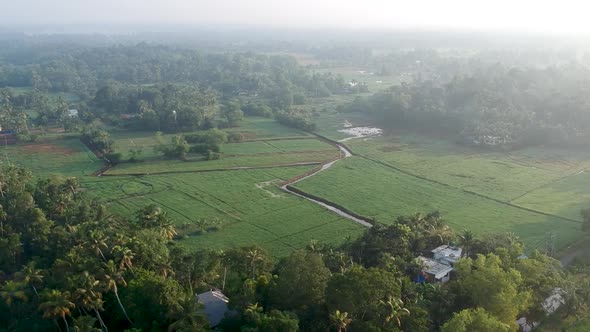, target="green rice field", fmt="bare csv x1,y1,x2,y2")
292,156,582,251
81,167,365,257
